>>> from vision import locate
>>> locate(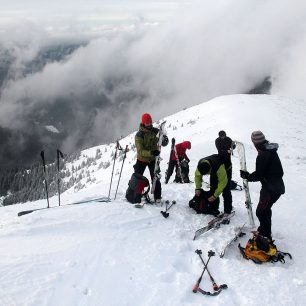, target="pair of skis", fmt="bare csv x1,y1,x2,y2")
151,121,167,196
193,211,235,240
